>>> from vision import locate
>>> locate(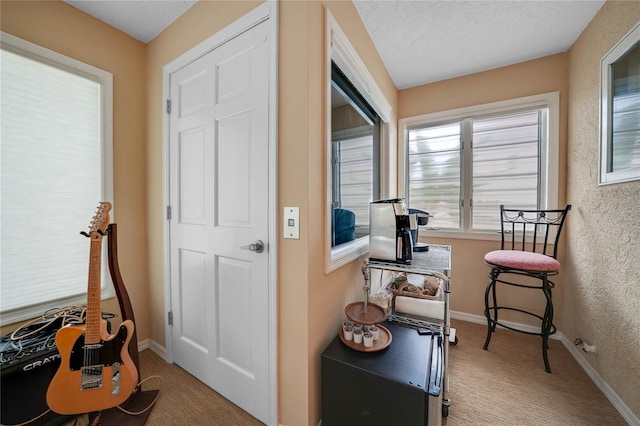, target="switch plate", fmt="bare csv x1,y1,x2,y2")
284,207,299,239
